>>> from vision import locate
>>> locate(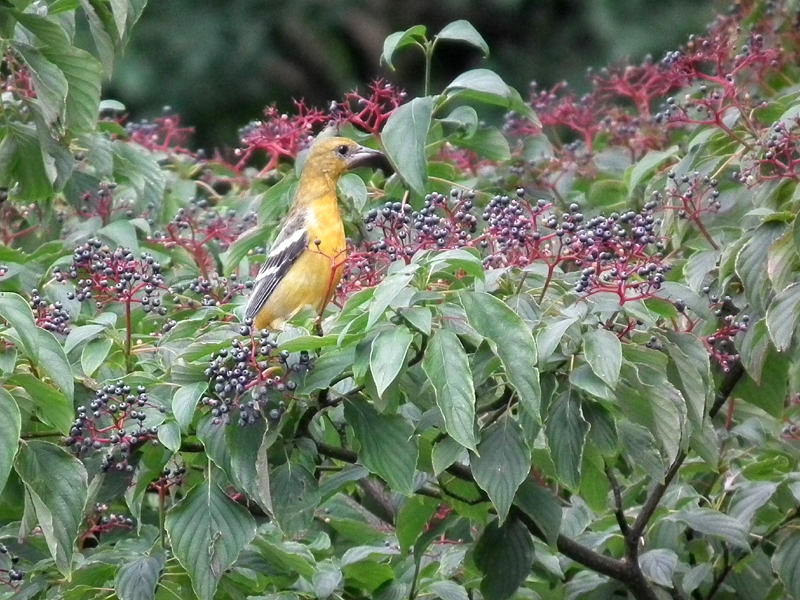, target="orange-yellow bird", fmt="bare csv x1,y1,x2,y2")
245,136,386,330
